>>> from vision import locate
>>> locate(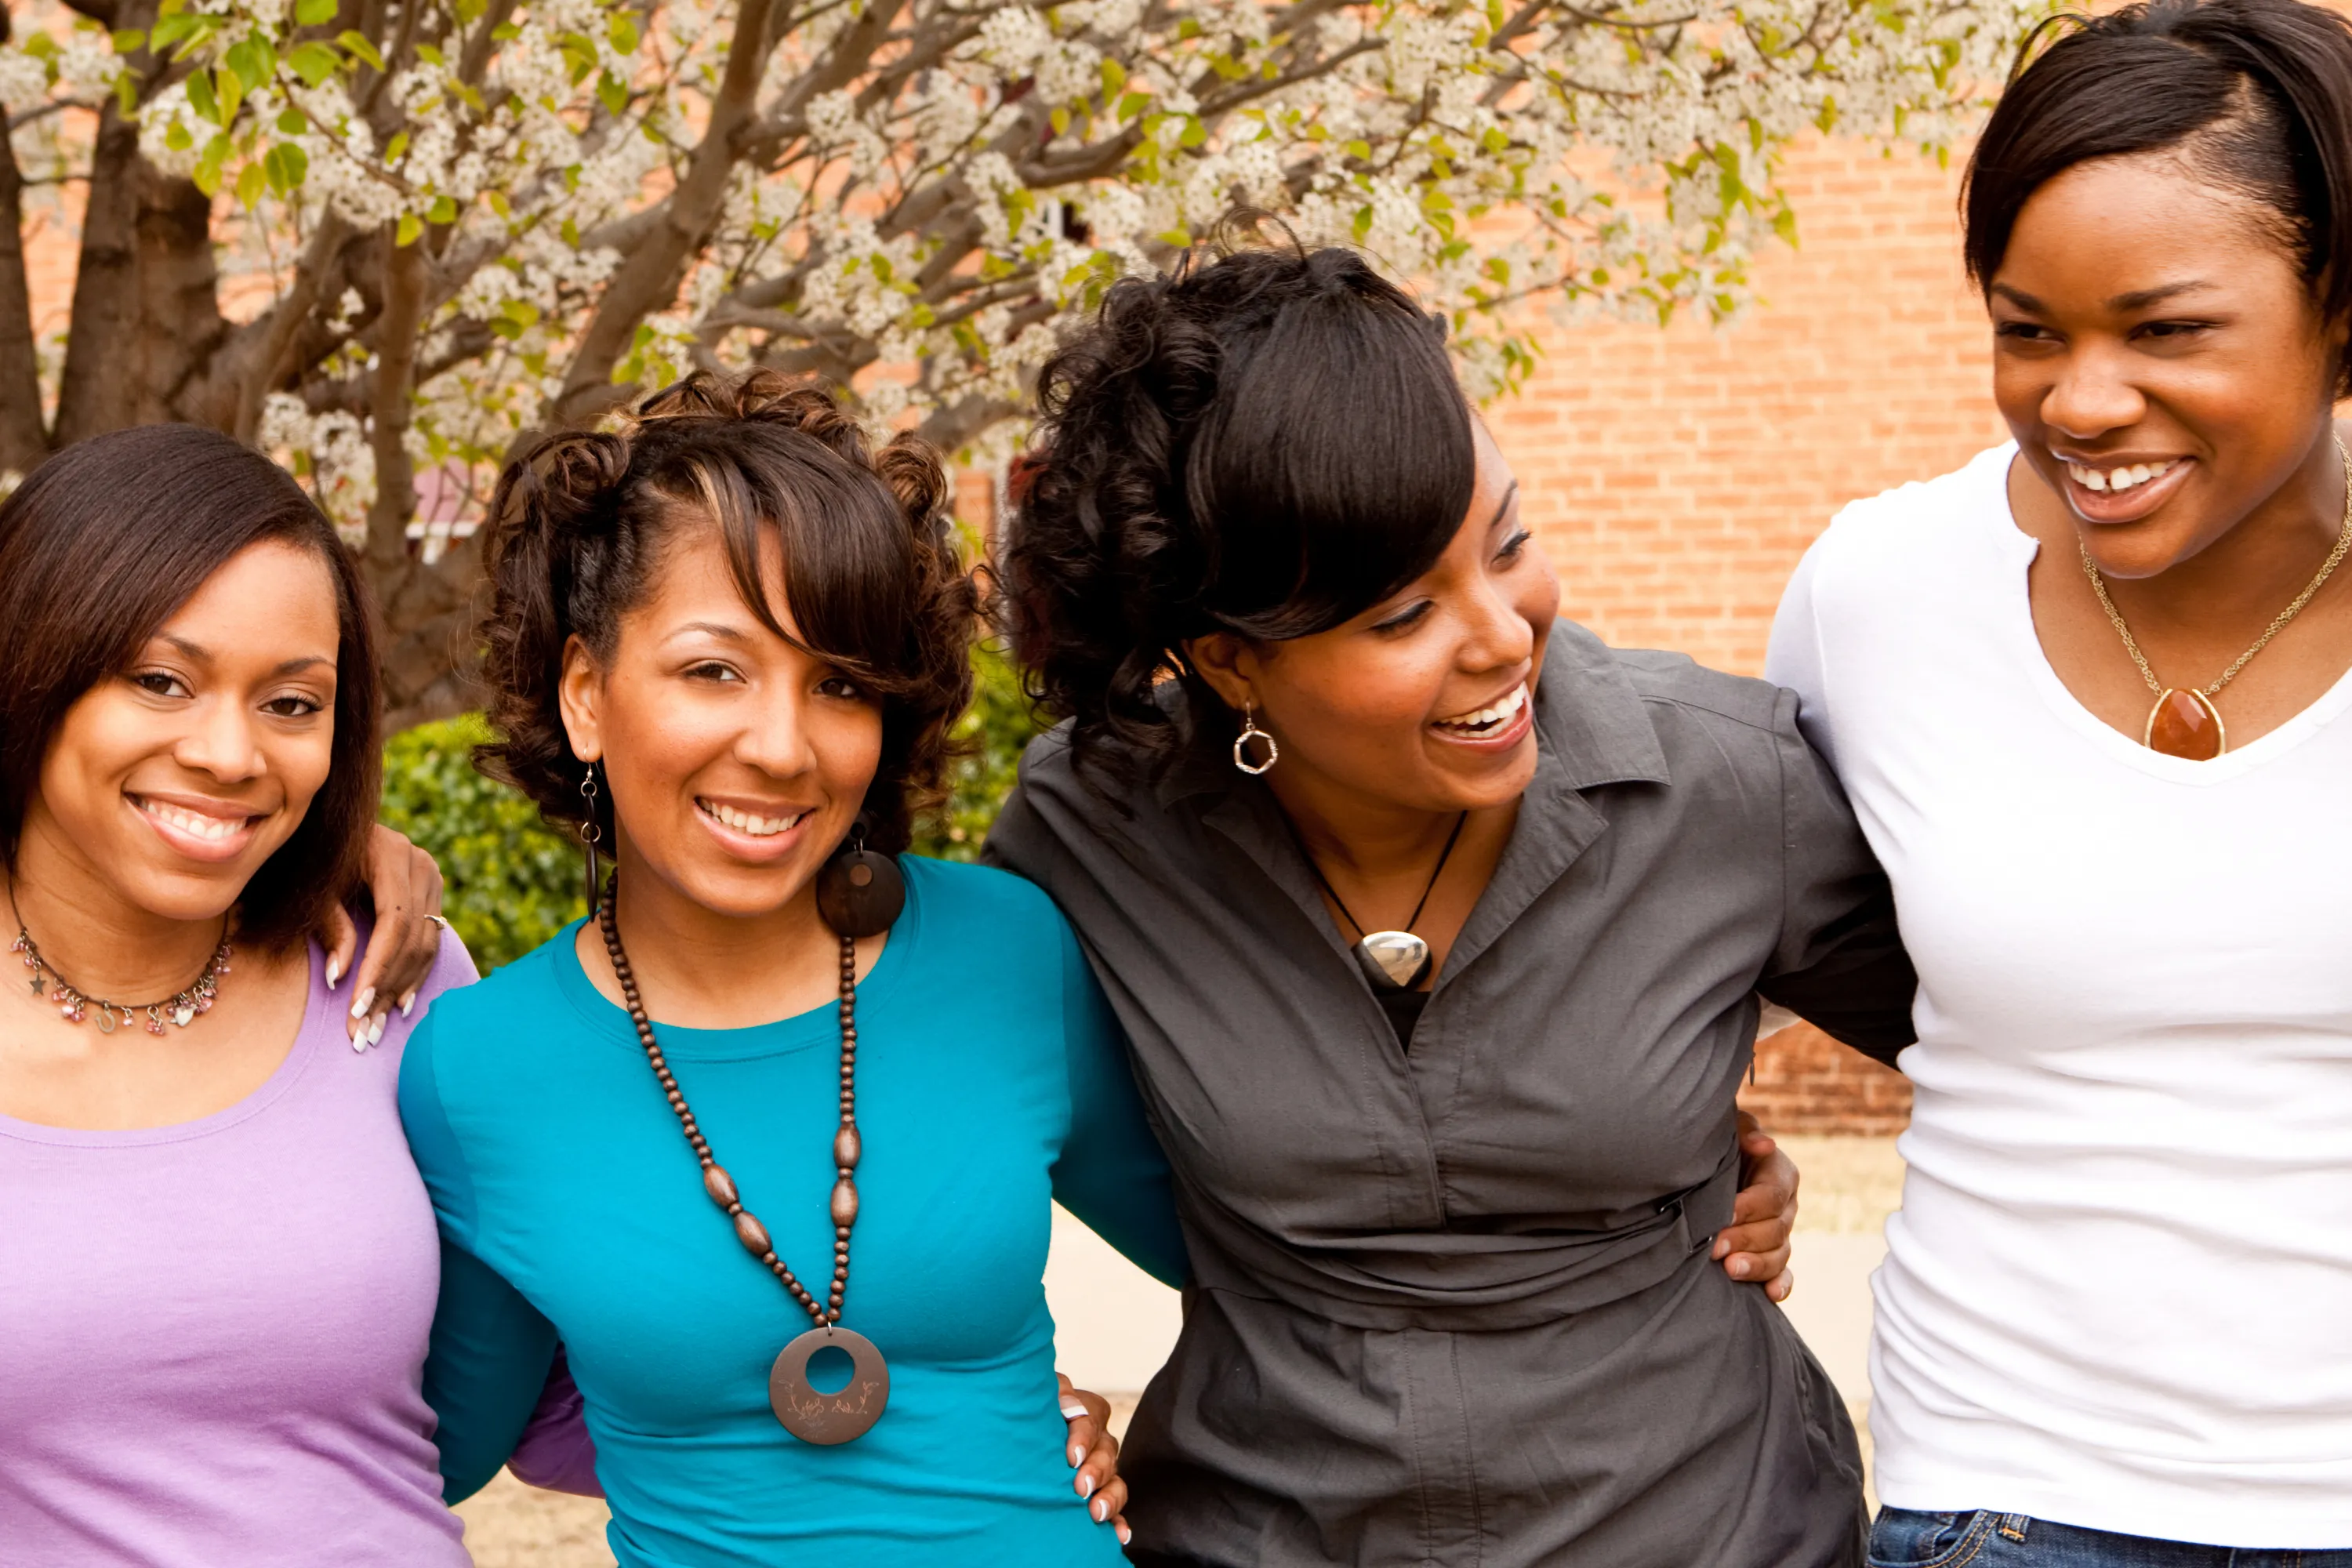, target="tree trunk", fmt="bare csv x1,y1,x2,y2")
53,0,227,445
0,100,49,474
